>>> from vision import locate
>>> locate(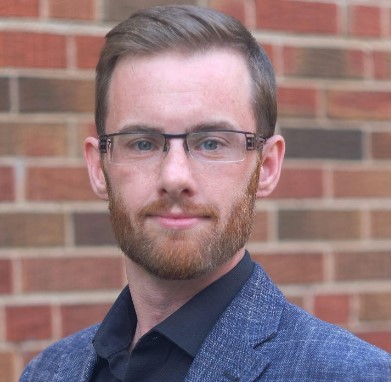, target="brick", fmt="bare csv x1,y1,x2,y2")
277,87,318,117
74,122,97,158
0,259,12,294
0,32,66,68
76,122,97,157
0,0,39,17
0,352,15,382
281,128,362,160
0,213,65,247
78,123,97,139
327,90,391,120
6,305,52,341
21,350,42,366
359,293,391,321
0,124,68,157
260,43,275,69
371,211,391,239
74,213,116,246
349,5,381,38
286,295,304,309
103,0,197,22
333,170,391,198
0,78,10,111
389,9,391,37
371,132,391,159
373,51,391,80
22,257,123,292
314,294,349,324
255,0,338,35
19,77,94,113
278,210,361,241
75,36,104,69
335,251,391,281
283,47,365,79
61,303,111,336
26,167,95,201
251,211,268,241
209,0,245,24
253,252,323,284
0,166,14,201
356,332,391,353
49,0,95,20
272,168,323,199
